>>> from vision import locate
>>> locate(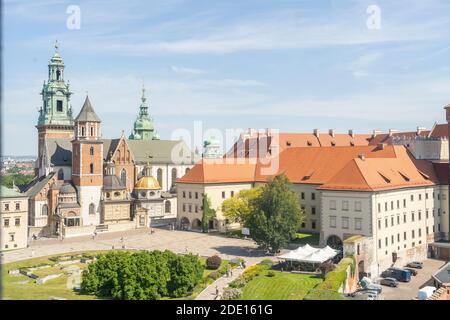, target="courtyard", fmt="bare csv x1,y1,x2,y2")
1,228,265,265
